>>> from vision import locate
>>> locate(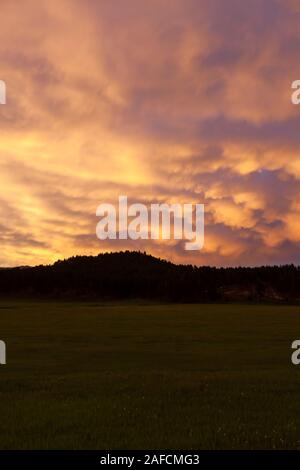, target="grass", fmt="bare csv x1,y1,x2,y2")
0,301,299,449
